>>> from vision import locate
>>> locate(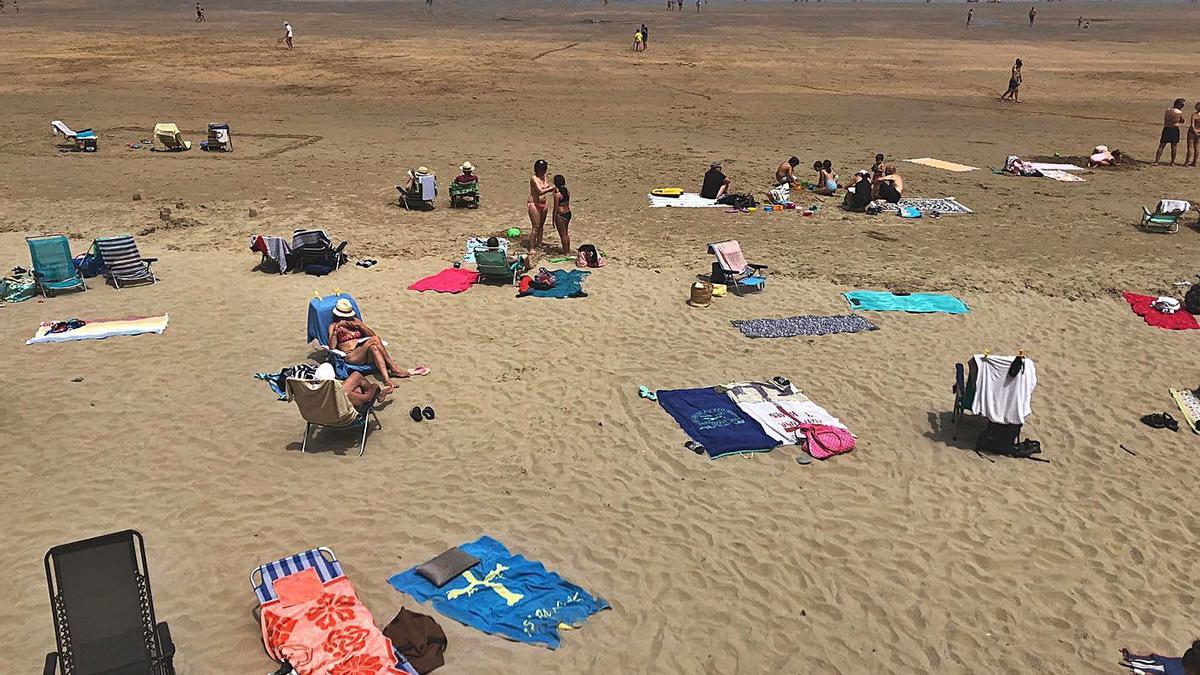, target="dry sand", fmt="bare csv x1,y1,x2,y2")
2,1,1199,673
